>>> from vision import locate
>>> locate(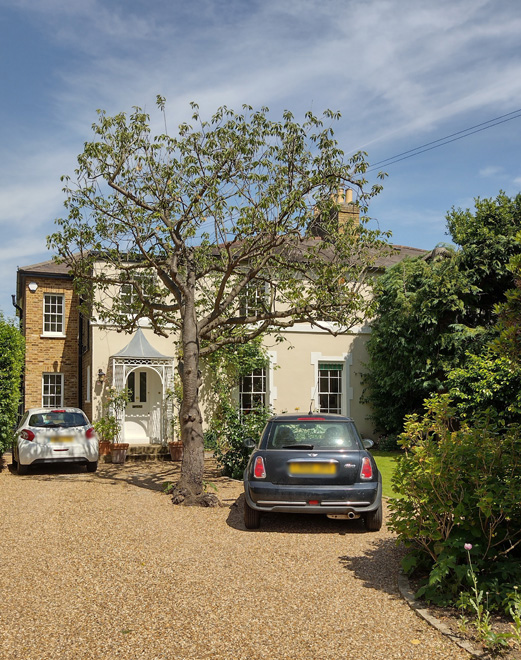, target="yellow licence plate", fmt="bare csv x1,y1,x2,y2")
289,462,336,475
49,436,73,443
